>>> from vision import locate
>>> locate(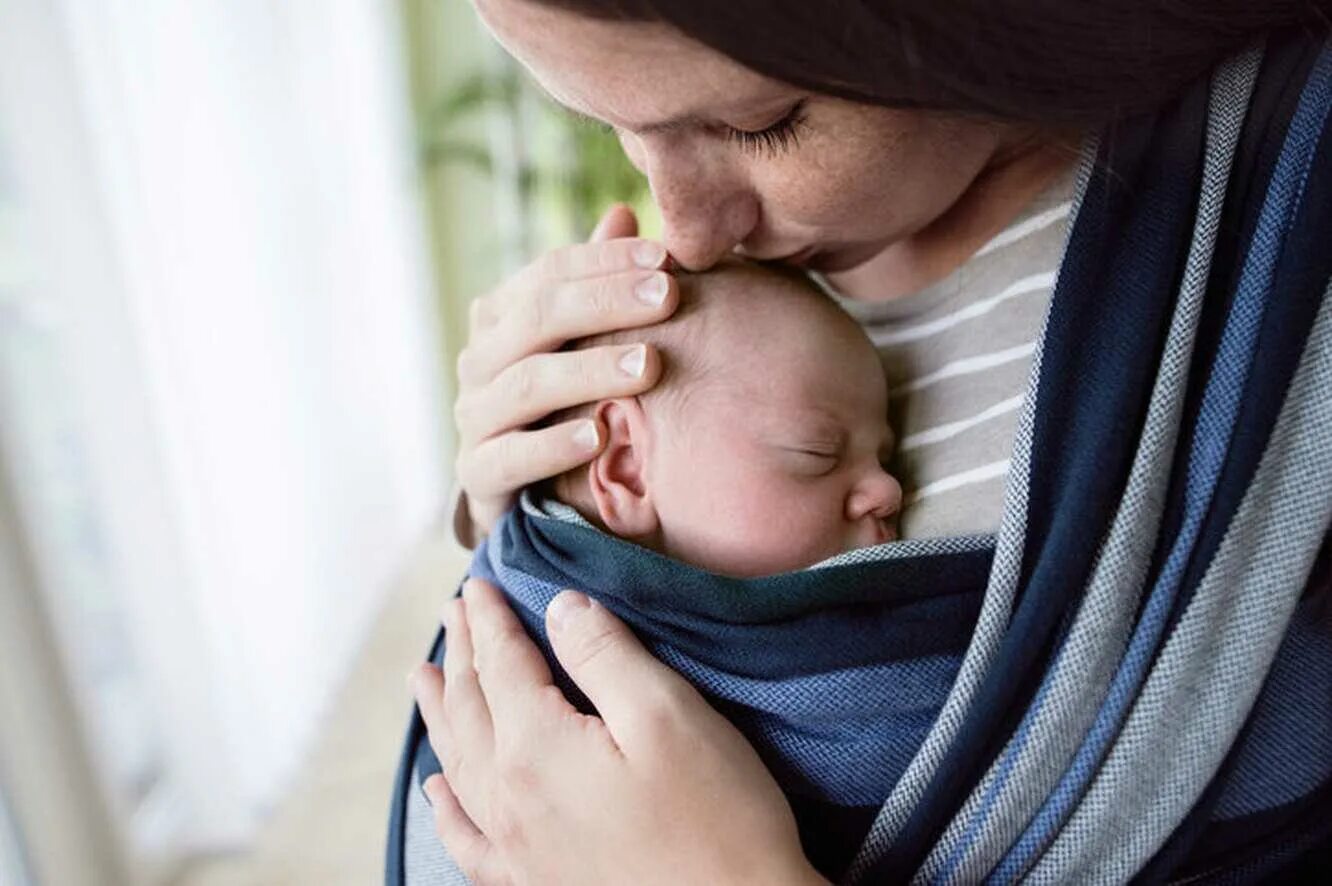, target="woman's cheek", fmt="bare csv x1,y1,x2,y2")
755,142,887,230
